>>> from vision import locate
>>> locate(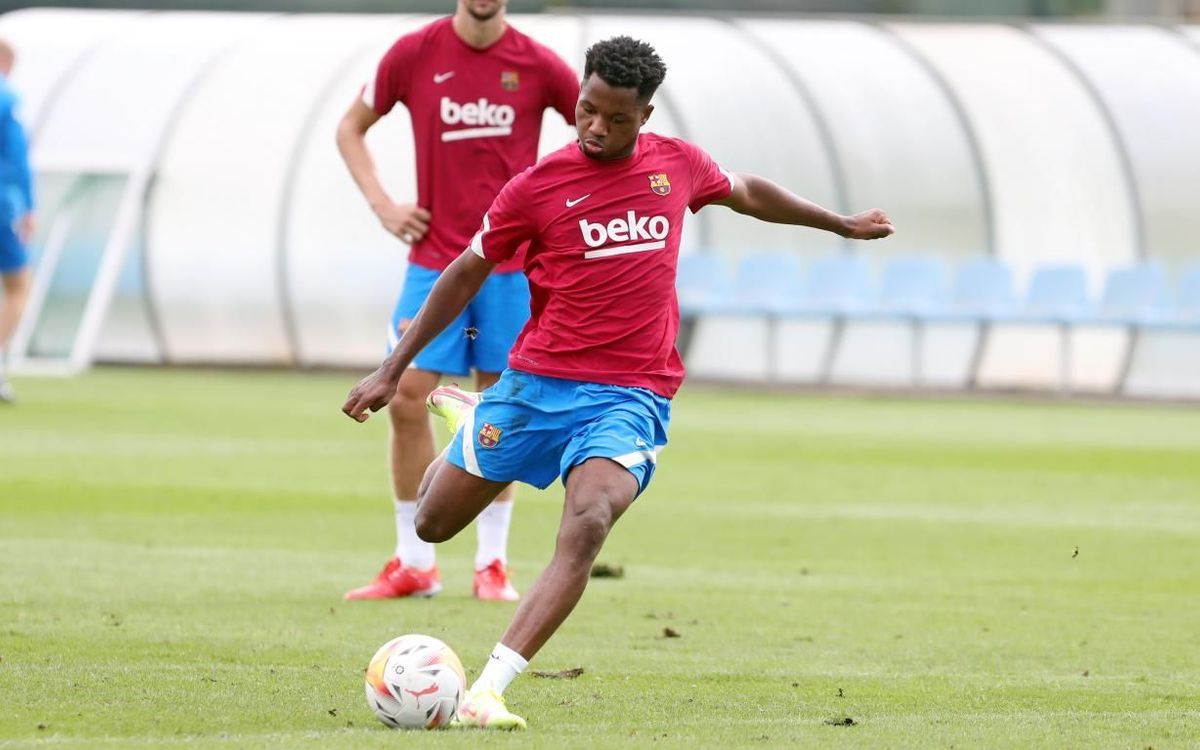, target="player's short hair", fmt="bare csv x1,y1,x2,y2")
583,36,666,102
